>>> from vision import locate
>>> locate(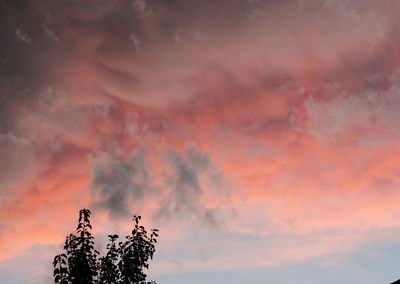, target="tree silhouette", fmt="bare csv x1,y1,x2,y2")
99,235,120,284
53,253,69,284
53,209,158,284
68,208,99,284
118,216,158,284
